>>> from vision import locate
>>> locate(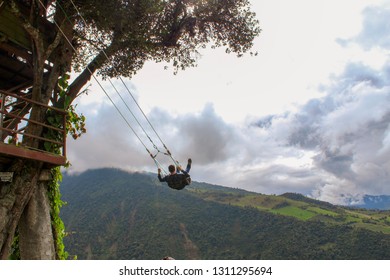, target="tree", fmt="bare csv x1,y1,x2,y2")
0,0,260,259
